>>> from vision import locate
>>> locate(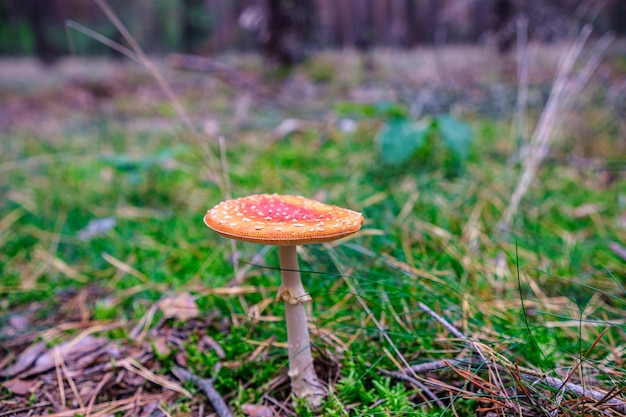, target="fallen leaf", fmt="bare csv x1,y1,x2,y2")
569,203,605,218
241,403,274,417
159,293,199,321
175,351,188,367
203,119,220,136
338,118,357,133
153,336,171,356
75,343,122,369
8,314,29,331
0,341,46,377
78,380,98,400
272,118,306,139
78,217,116,241
1,378,37,396
21,336,108,378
